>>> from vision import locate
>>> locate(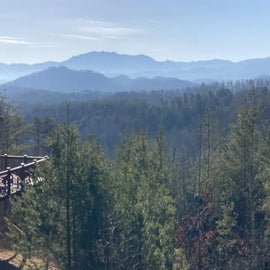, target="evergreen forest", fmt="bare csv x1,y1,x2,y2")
2,79,270,269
